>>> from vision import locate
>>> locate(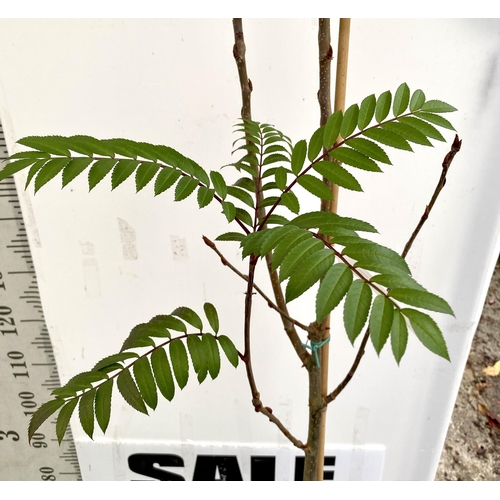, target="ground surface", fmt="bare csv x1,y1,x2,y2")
435,264,500,481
